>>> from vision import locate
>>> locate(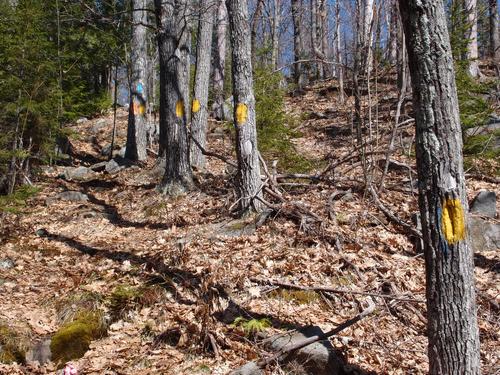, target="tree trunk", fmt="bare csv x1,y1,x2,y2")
310,0,321,79
213,0,228,120
362,0,374,73
398,1,481,374
226,0,263,214
335,1,344,104
190,0,215,169
271,0,281,69
465,0,480,77
291,0,307,89
387,0,398,65
489,0,500,62
251,0,264,62
125,0,148,161
154,0,193,195
318,0,328,77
